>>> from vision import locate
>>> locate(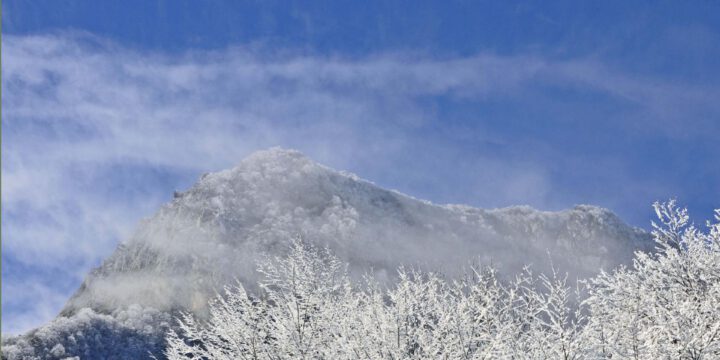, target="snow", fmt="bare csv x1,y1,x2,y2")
2,148,653,359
